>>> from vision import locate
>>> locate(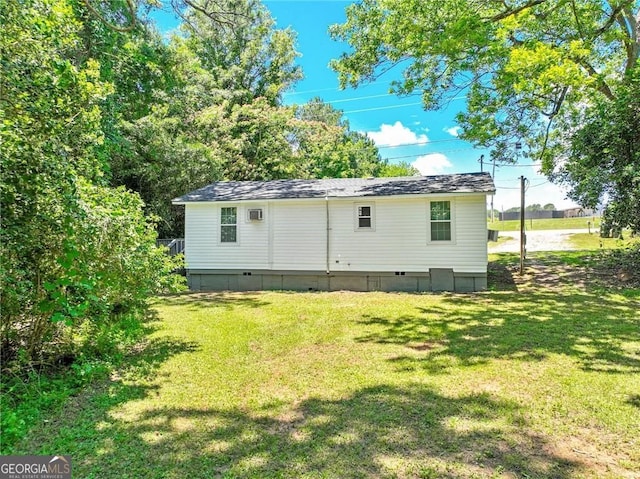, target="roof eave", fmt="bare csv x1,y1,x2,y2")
172,189,495,204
